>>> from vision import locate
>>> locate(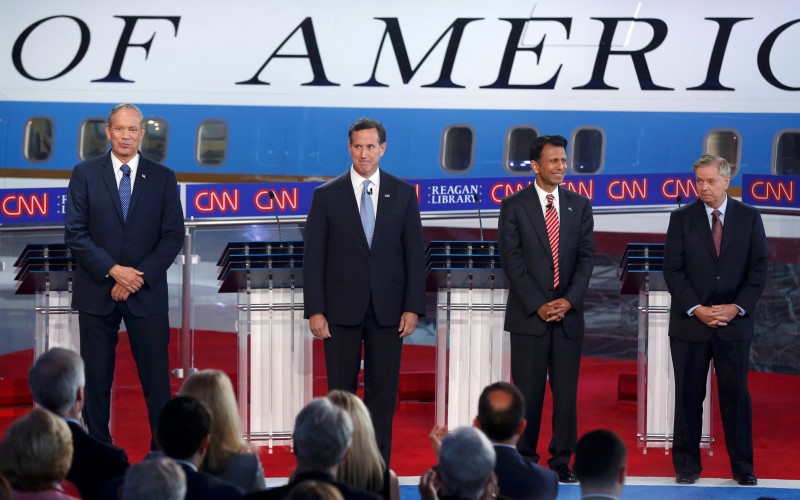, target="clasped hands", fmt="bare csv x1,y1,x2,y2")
536,298,572,322
694,304,738,328
109,264,144,302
